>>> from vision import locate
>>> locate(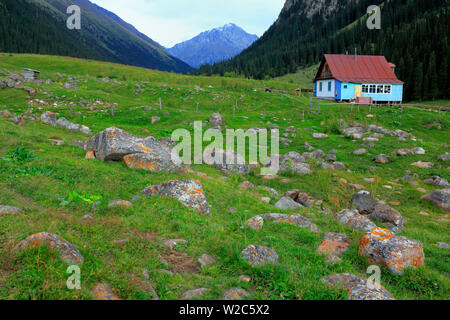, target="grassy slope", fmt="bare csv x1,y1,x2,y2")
275,64,319,89
0,54,449,300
